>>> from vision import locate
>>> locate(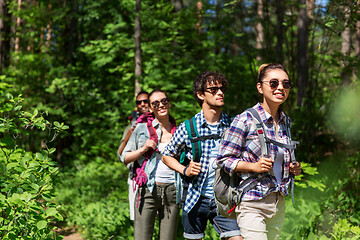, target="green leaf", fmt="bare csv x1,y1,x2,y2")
48,148,56,154
7,162,20,169
54,121,60,128
35,153,44,160
37,220,47,230
45,207,57,217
